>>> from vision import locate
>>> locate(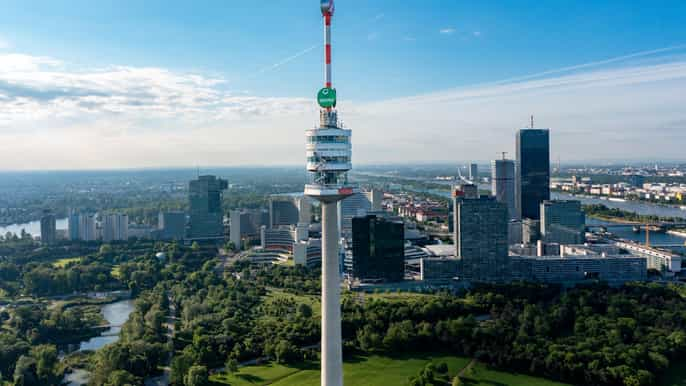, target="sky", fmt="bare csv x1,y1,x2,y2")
0,0,685,170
